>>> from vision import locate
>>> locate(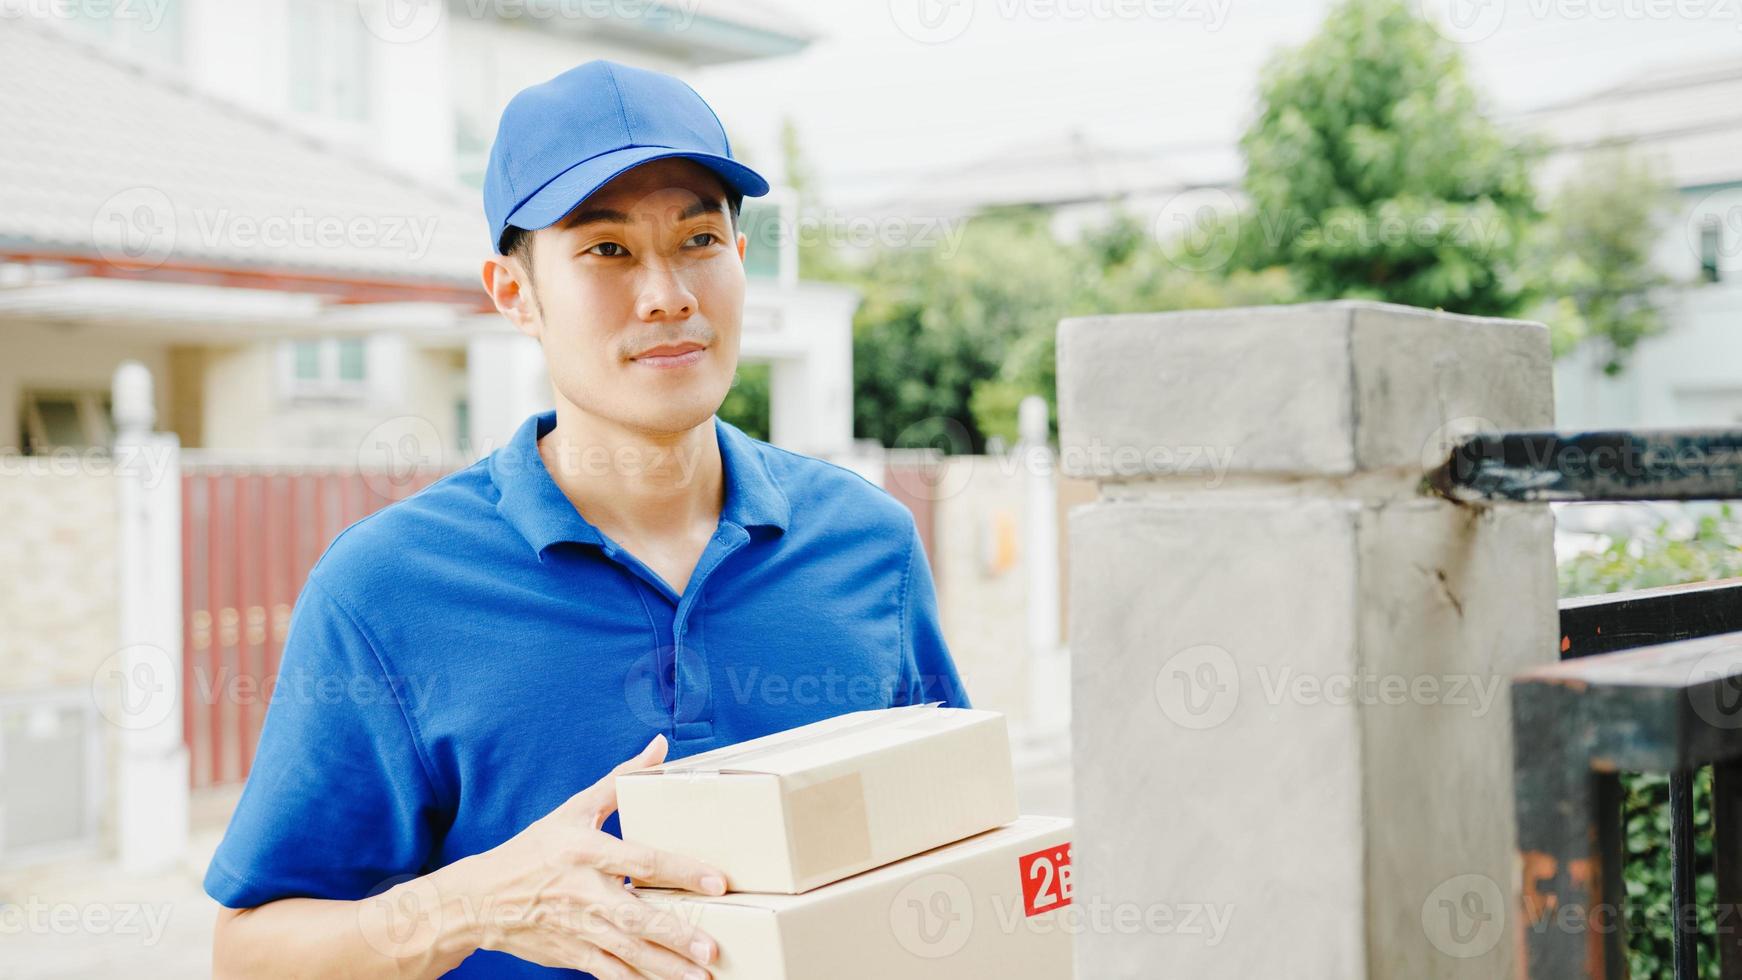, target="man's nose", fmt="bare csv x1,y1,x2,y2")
637,263,697,321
